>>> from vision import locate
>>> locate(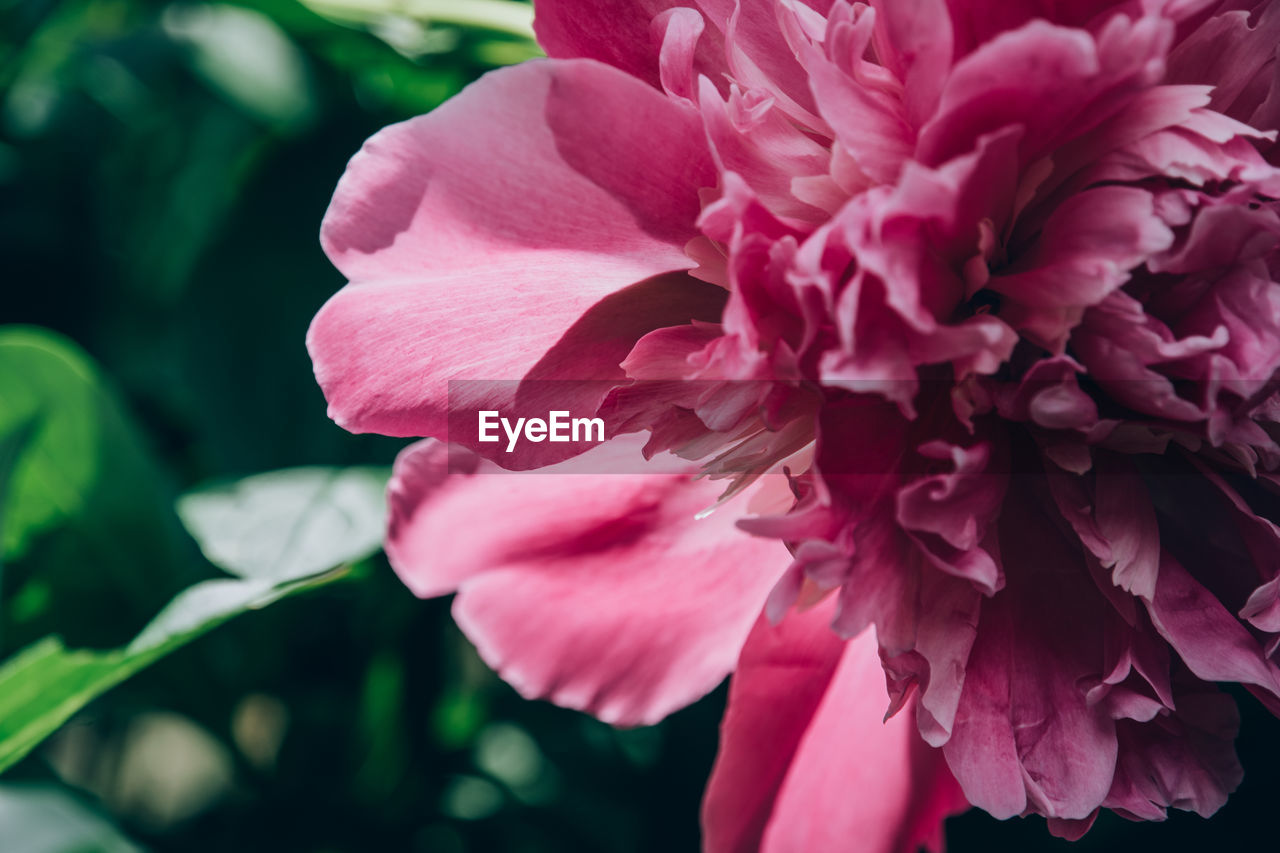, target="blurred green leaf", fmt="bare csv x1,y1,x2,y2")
0,325,184,559
177,466,388,582
0,327,118,560
0,327,194,648
162,3,316,131
0,784,142,853
433,685,487,750
0,413,39,583
0,564,350,776
0,461,387,774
